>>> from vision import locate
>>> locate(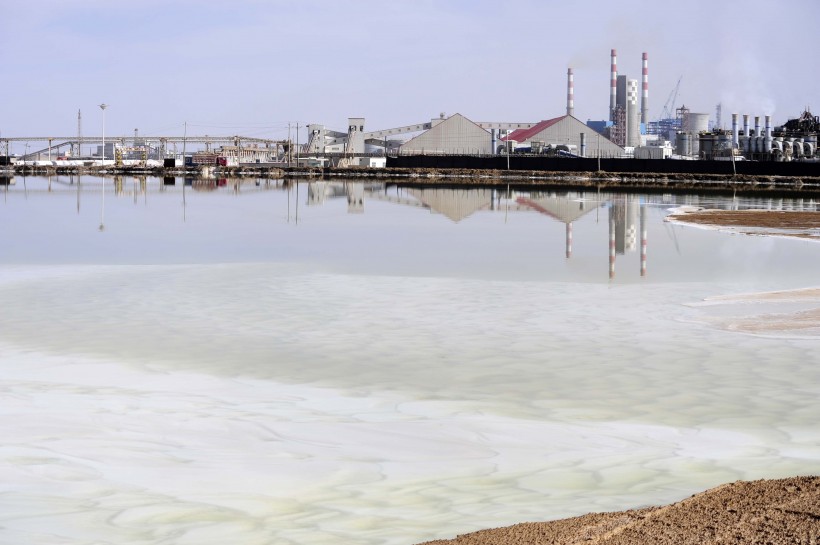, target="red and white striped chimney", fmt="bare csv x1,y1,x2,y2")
641,52,649,125
610,49,617,121
566,68,574,117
